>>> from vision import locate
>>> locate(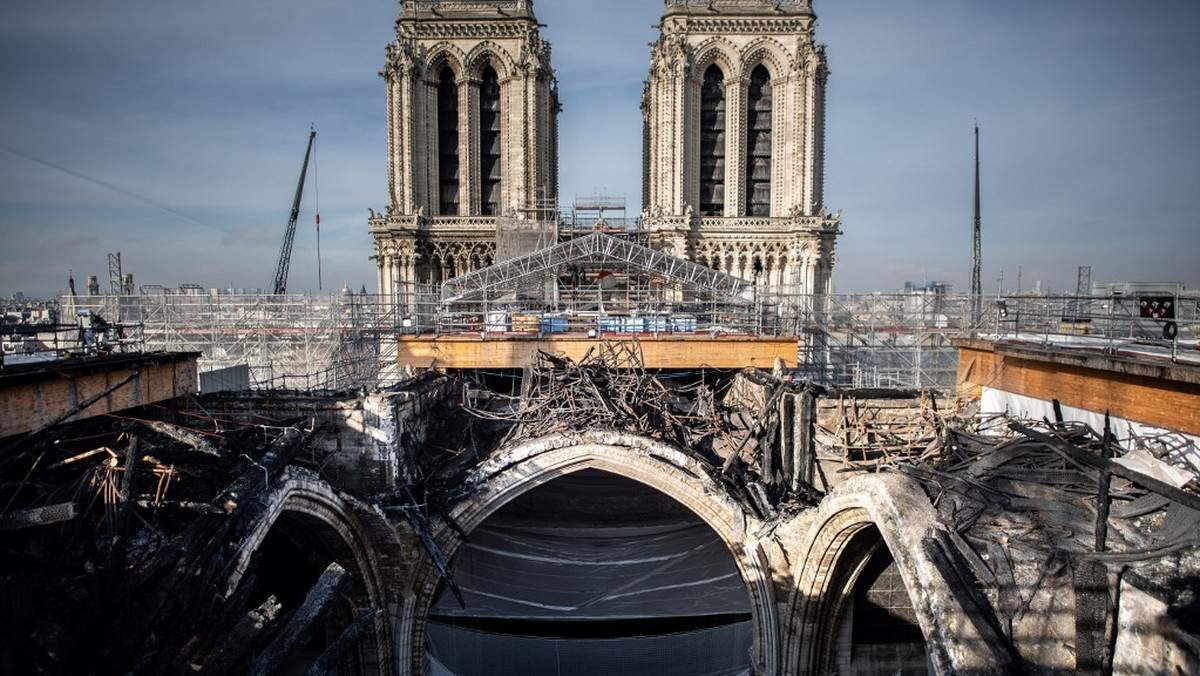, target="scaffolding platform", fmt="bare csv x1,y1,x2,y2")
393,333,800,371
